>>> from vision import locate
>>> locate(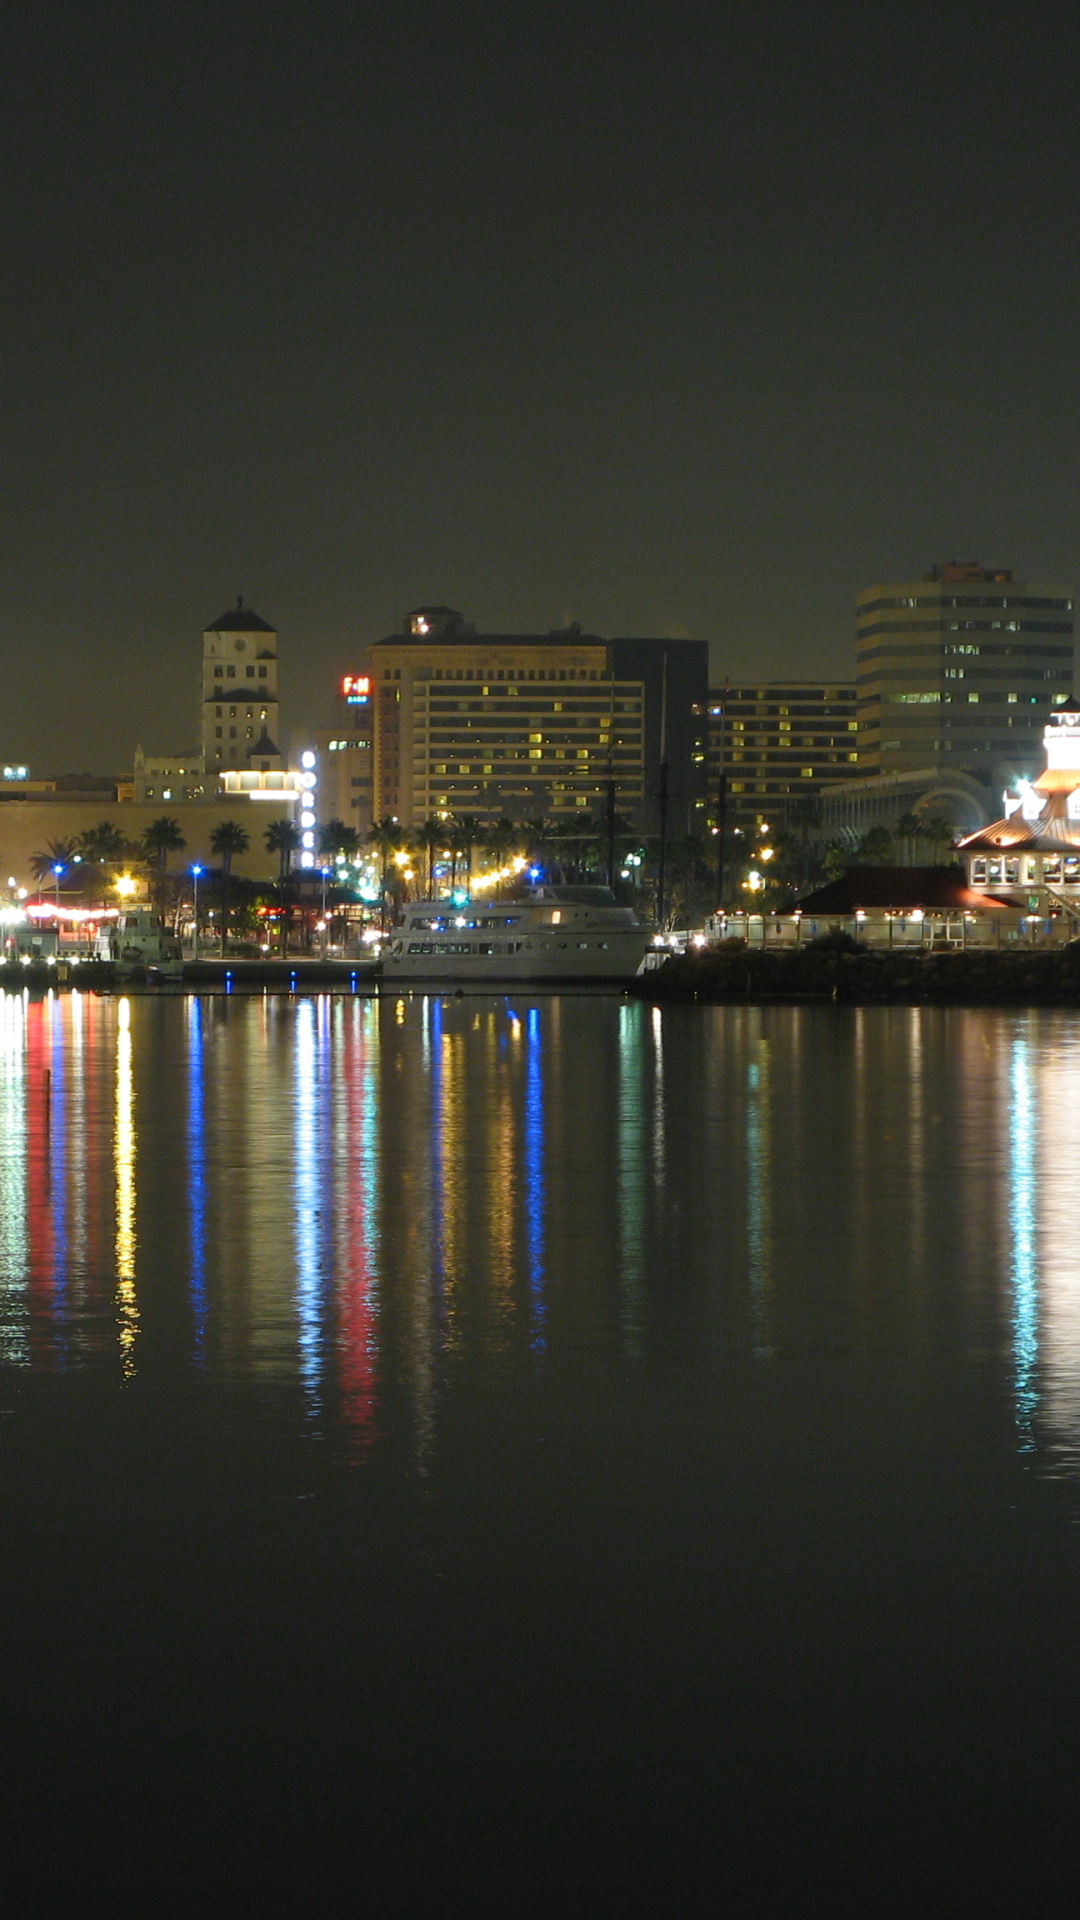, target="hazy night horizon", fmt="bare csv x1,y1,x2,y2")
4,4,1080,769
